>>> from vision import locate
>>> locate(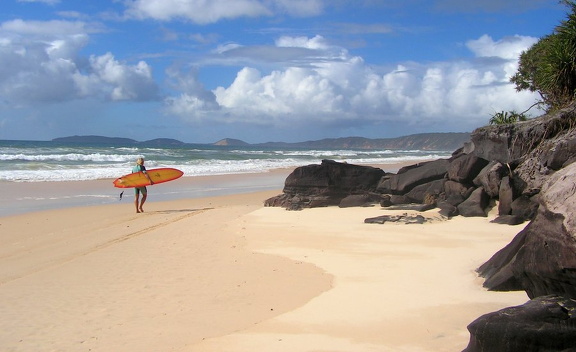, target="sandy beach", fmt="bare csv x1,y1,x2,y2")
0,167,529,351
